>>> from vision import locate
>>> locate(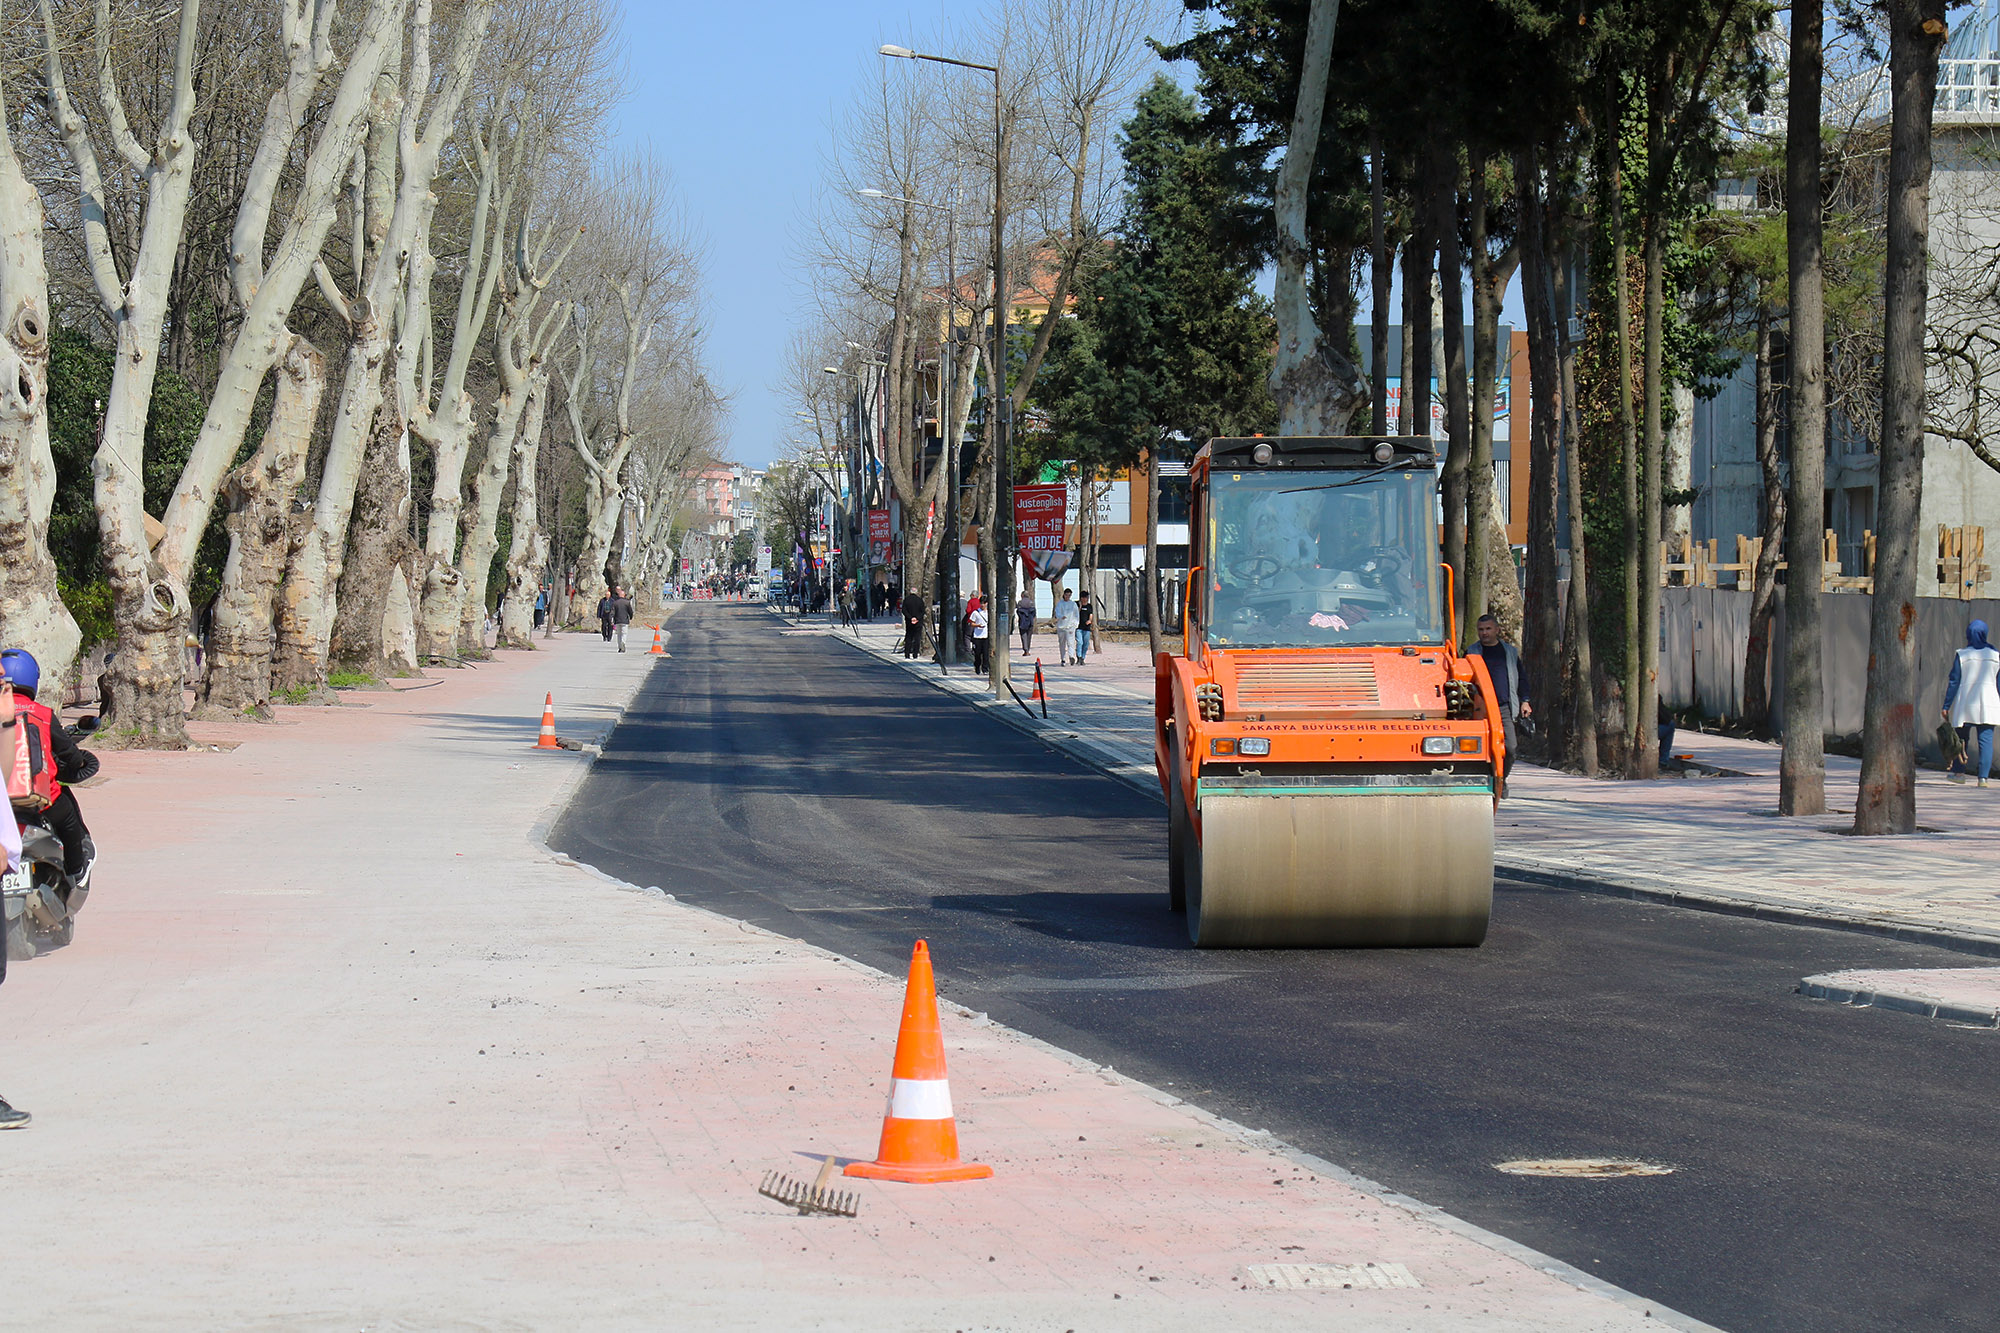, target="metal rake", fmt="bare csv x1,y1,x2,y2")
757,1155,859,1218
